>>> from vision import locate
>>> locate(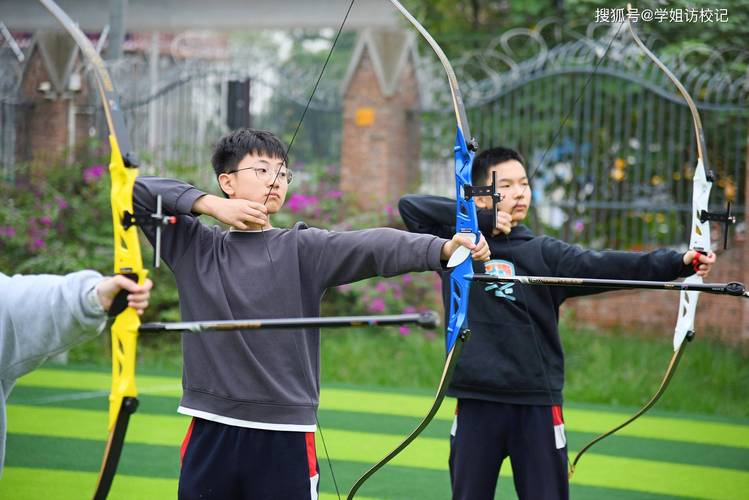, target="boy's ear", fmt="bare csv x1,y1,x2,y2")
217,173,234,197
